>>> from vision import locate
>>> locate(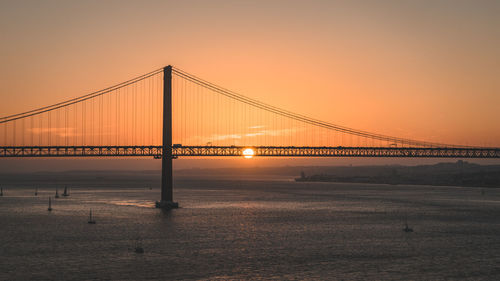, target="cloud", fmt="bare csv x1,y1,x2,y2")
248,125,264,129
30,127,77,137
245,132,265,137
